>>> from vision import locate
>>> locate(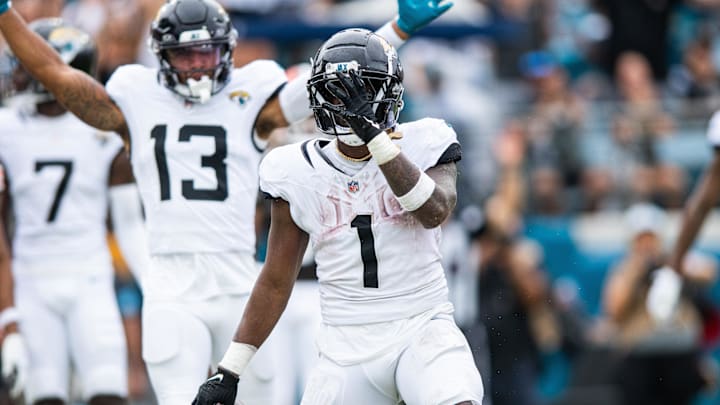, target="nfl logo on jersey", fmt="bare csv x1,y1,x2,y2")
347,180,360,193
